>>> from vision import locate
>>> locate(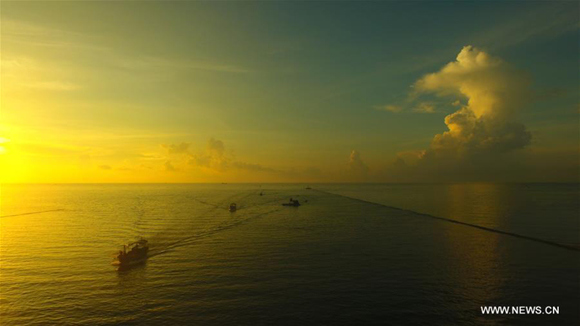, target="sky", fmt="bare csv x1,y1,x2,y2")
0,1,578,183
